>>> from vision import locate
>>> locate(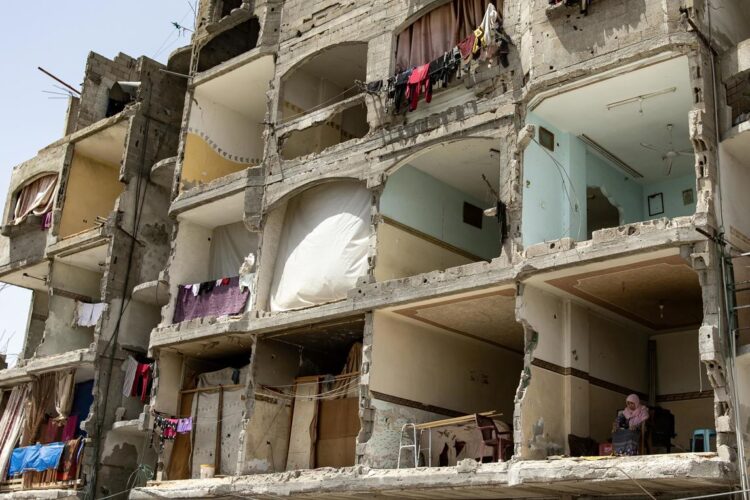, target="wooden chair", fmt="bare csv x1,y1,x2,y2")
475,414,511,462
